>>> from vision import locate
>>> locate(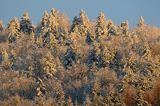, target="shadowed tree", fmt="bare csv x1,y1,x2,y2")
70,10,90,36
63,46,77,69
20,12,34,35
